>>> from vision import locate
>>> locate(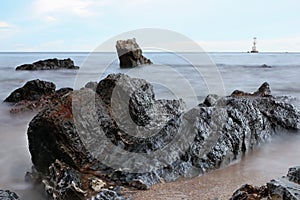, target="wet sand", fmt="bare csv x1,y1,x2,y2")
132,133,300,200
